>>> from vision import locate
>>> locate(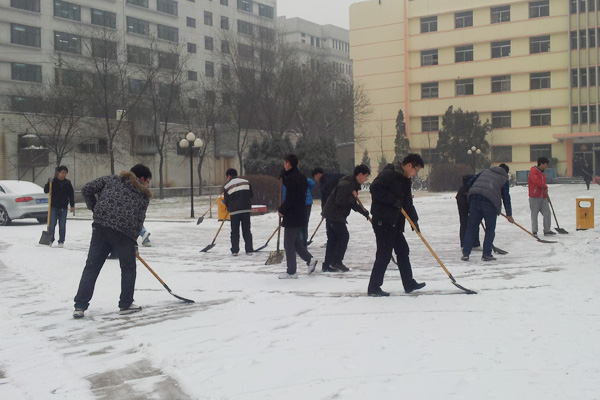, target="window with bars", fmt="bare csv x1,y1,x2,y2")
456,79,474,96
492,146,513,162
221,16,229,30
571,67,598,87
421,16,437,33
205,61,215,78
455,11,473,28
491,5,510,23
421,82,439,99
491,40,511,58
237,0,252,12
491,75,511,93
529,0,549,18
11,63,42,83
157,0,178,15
205,36,214,51
530,35,550,53
158,52,178,70
530,72,551,89
204,11,213,26
572,105,598,124
492,111,511,128
158,24,178,42
127,45,151,65
421,116,439,132
570,29,597,49
259,4,274,19
238,20,253,35
455,45,473,62
531,109,551,126
54,31,81,54
11,24,41,47
91,39,117,60
10,0,40,12
127,17,149,36
187,42,197,53
187,17,196,28
91,9,117,29
530,144,552,161
54,0,80,21
421,49,438,66
570,0,597,13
